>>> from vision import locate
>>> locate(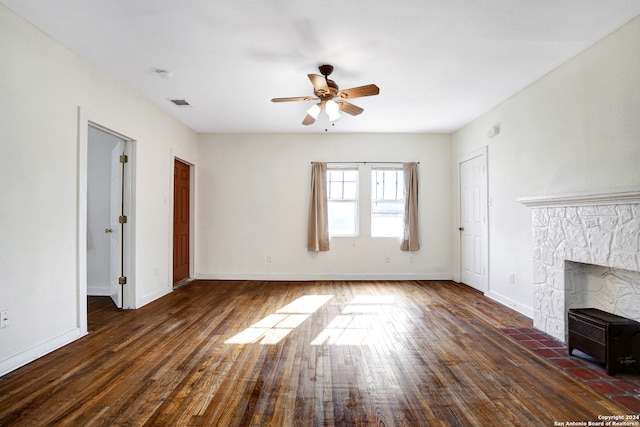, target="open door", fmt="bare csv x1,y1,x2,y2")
109,141,125,308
